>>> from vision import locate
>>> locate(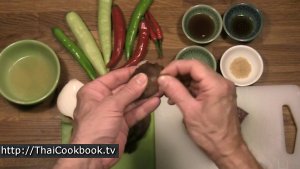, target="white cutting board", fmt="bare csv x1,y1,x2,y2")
155,85,300,169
